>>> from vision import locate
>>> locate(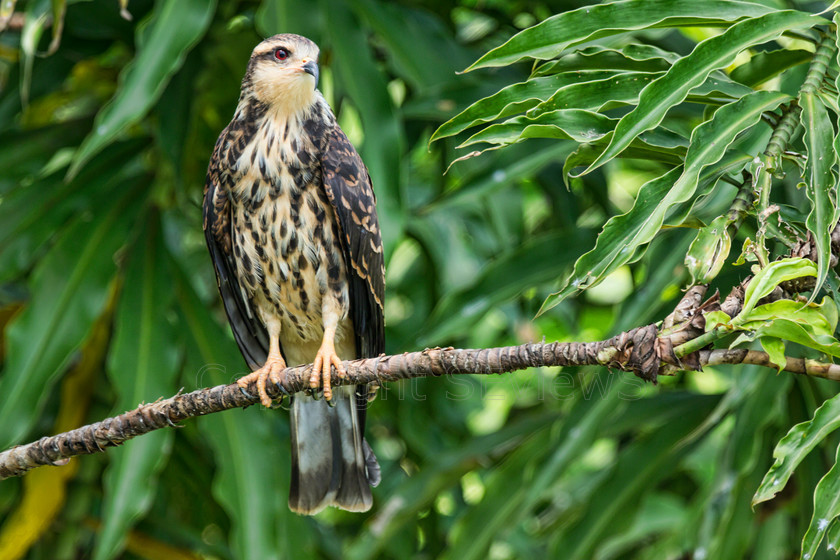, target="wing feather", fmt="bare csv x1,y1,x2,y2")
320,125,385,438
203,131,271,371
320,125,385,360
